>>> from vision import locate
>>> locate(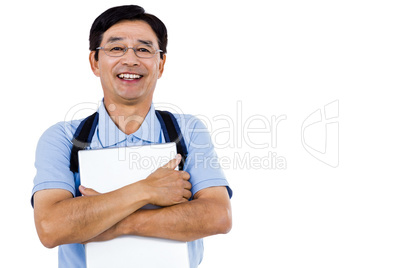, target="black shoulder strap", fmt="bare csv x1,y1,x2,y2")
70,112,99,173
155,110,188,170
70,109,187,173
